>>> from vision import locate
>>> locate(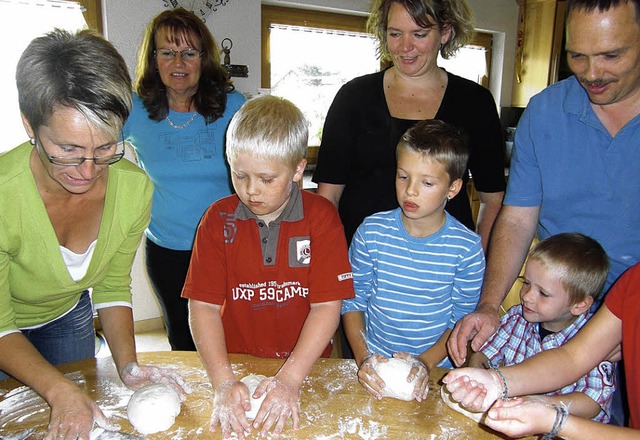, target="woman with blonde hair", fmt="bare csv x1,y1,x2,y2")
314,0,505,251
